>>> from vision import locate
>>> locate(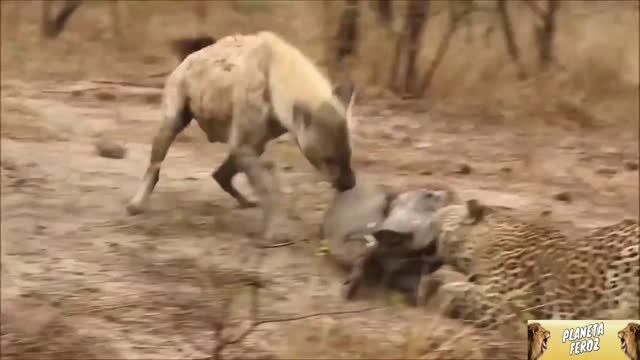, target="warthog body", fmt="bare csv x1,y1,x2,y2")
321,180,456,301
127,32,357,244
